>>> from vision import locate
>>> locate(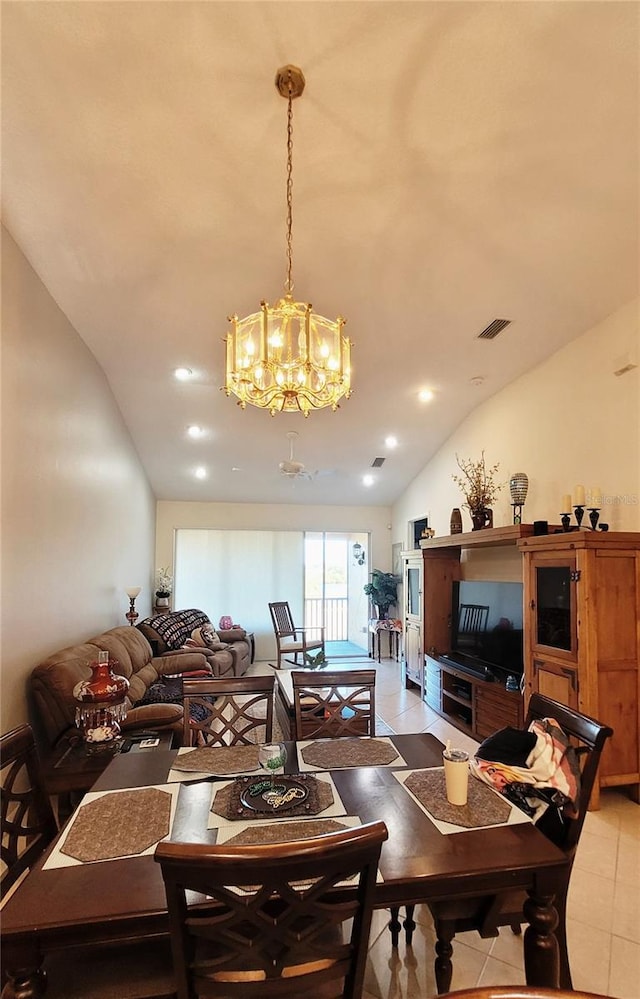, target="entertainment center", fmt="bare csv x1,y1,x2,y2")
402,525,640,805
